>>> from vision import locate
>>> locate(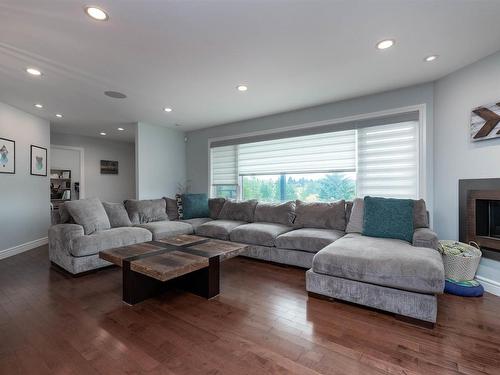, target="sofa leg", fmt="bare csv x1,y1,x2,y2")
394,314,435,329
50,261,116,278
